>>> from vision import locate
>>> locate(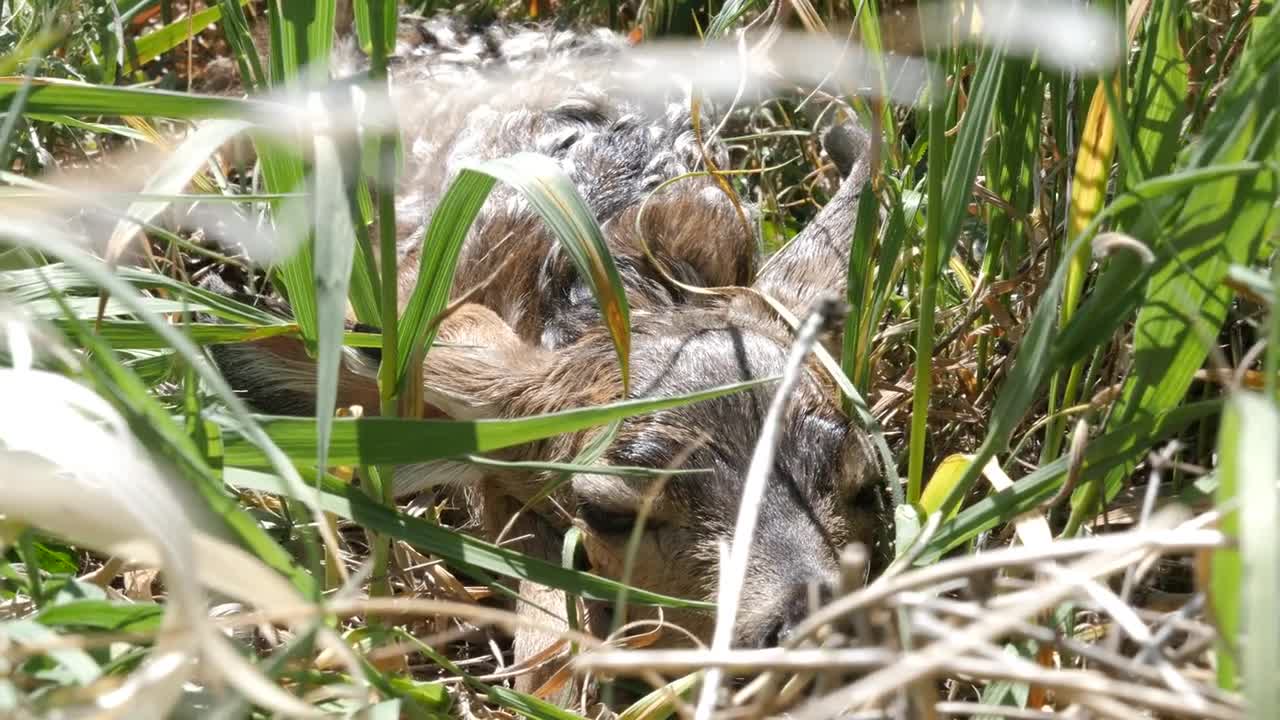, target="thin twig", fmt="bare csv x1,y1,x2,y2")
694,298,841,720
